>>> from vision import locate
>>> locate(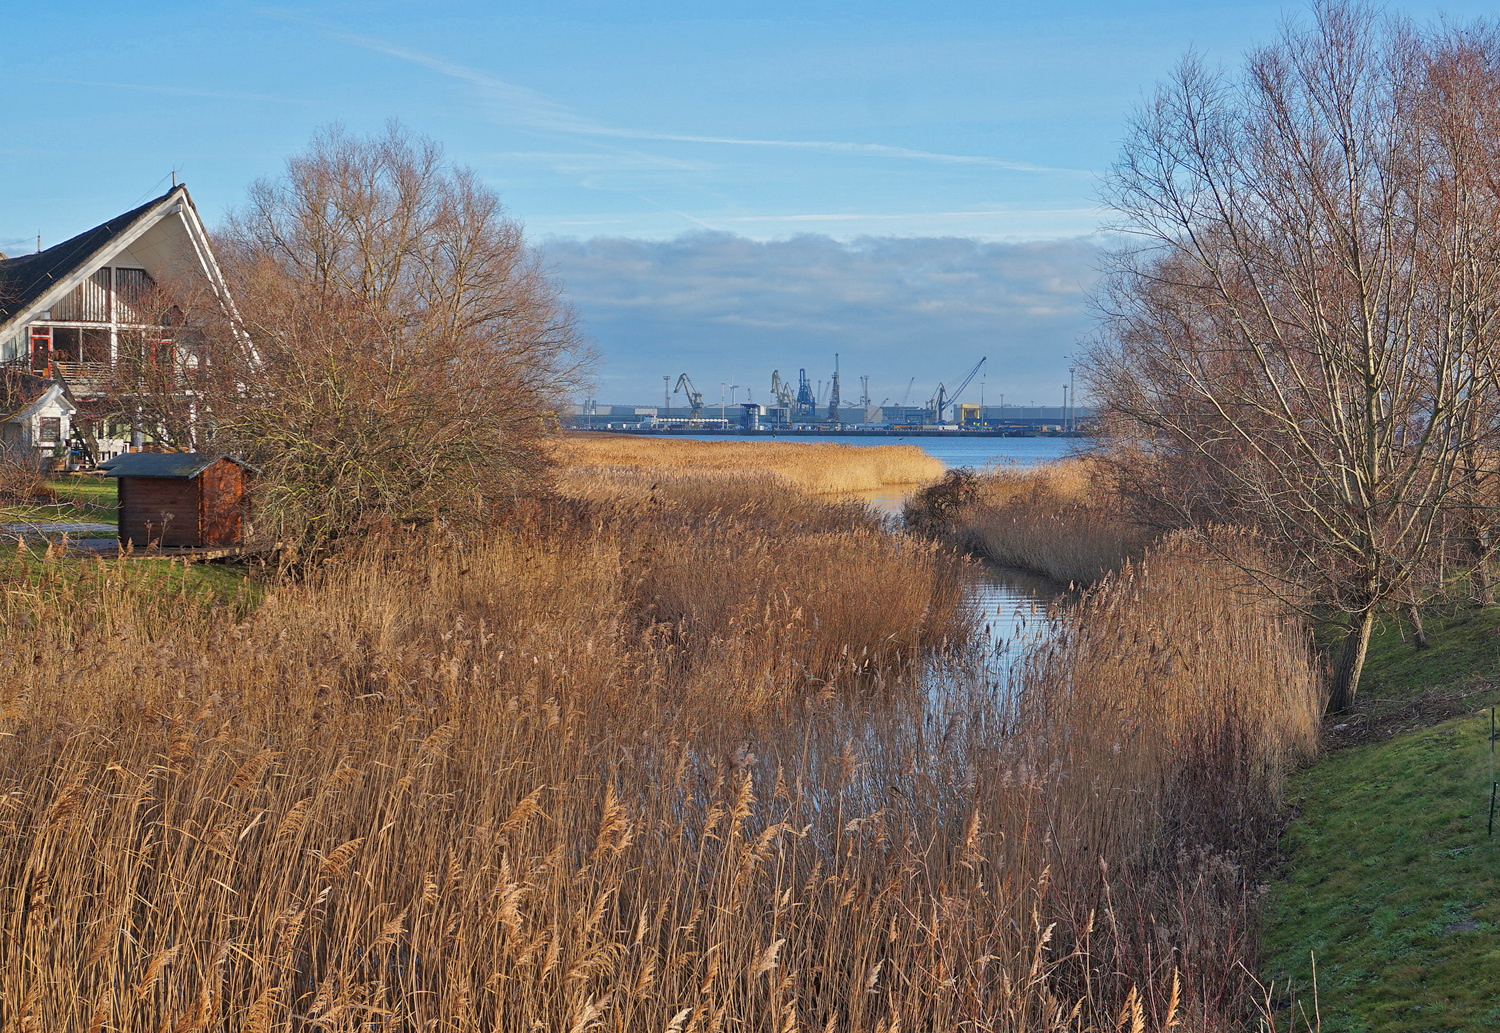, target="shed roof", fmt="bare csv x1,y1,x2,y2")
101,453,259,479
0,188,180,326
